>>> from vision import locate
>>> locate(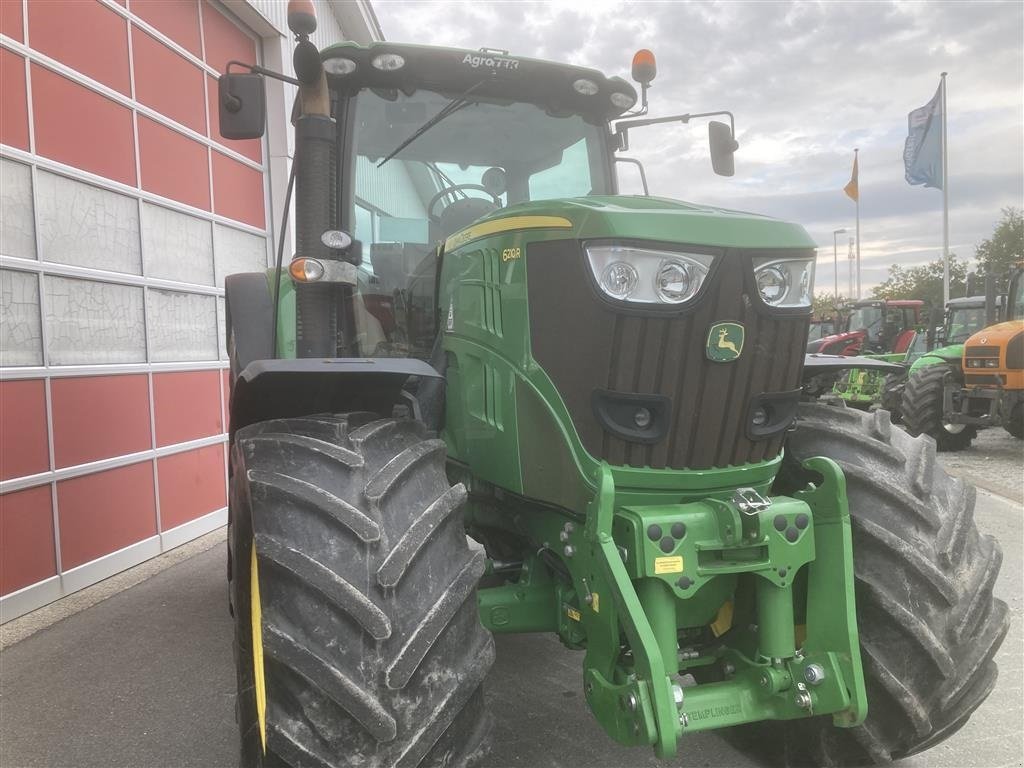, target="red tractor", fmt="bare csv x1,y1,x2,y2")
807,299,923,356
